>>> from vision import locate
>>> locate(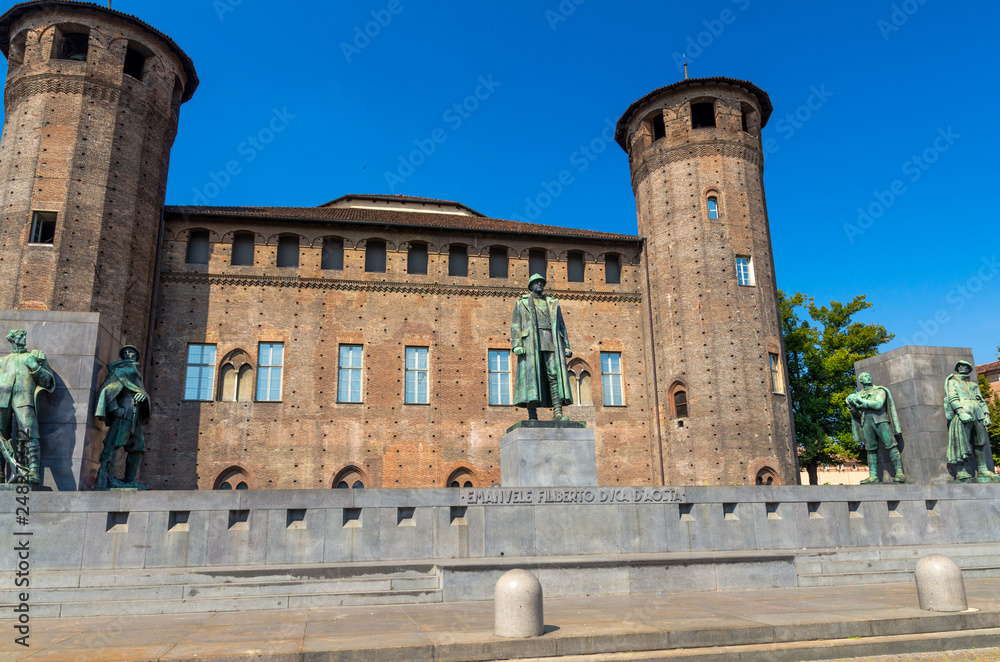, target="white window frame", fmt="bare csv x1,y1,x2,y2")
736,255,755,287
488,349,512,406
601,352,624,406
707,196,719,220
404,346,429,404
256,342,284,401
184,344,216,401
338,344,363,403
